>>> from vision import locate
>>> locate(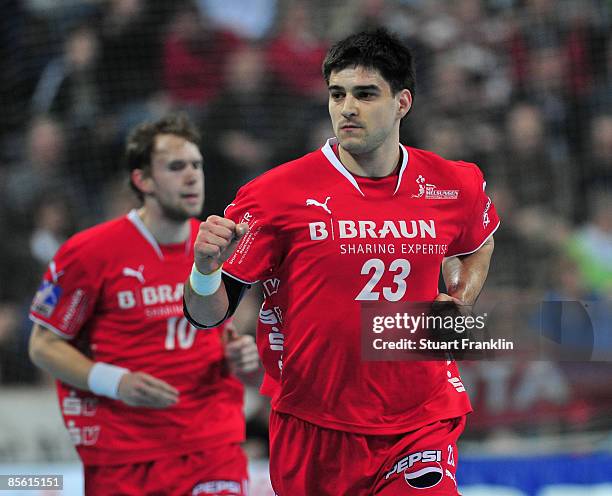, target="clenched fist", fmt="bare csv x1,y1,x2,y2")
193,215,249,274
